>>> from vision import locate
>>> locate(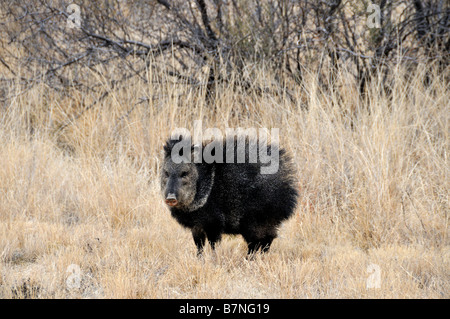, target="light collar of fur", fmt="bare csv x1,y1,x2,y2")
186,165,215,212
